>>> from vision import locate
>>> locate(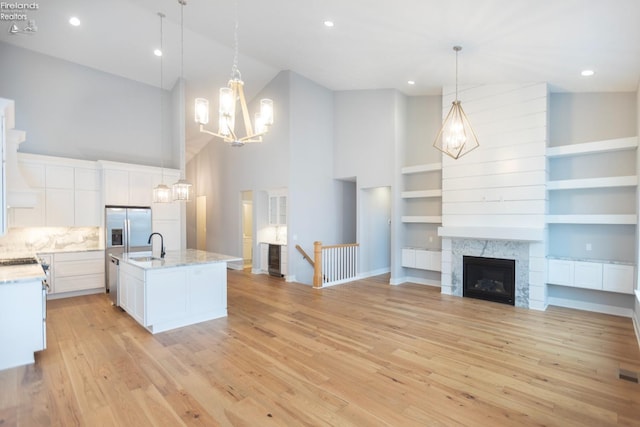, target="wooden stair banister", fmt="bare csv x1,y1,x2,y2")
295,244,314,268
